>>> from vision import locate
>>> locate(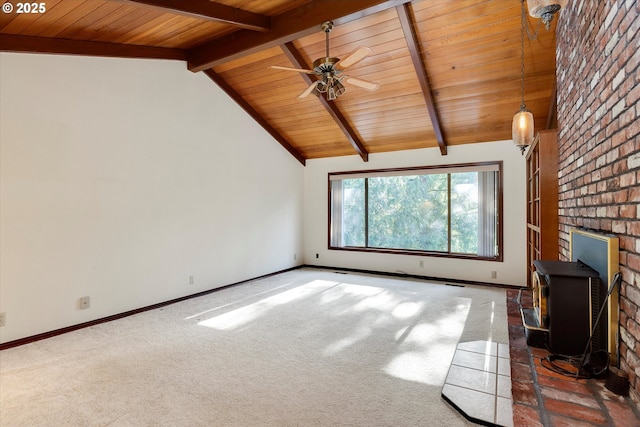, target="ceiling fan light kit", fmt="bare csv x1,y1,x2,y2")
311,55,344,100
271,21,379,101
